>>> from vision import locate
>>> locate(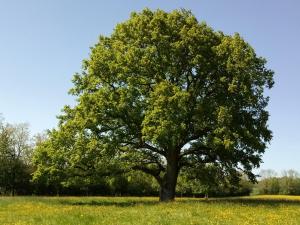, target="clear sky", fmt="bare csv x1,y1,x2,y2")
0,0,299,173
